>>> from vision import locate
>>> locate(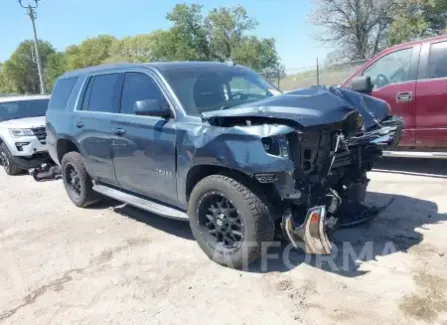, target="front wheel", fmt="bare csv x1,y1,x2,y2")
61,151,100,207
188,175,275,269
0,142,22,175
